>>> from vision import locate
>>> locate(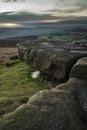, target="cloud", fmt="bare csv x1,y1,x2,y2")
54,0,87,15
0,0,87,20
1,0,25,2
0,11,60,23
27,0,87,17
